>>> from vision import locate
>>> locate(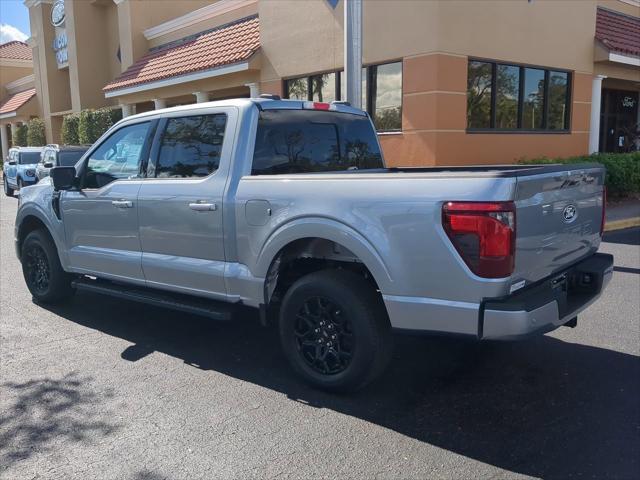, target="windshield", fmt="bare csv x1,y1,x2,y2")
58,150,87,167
252,110,384,175
19,152,41,165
